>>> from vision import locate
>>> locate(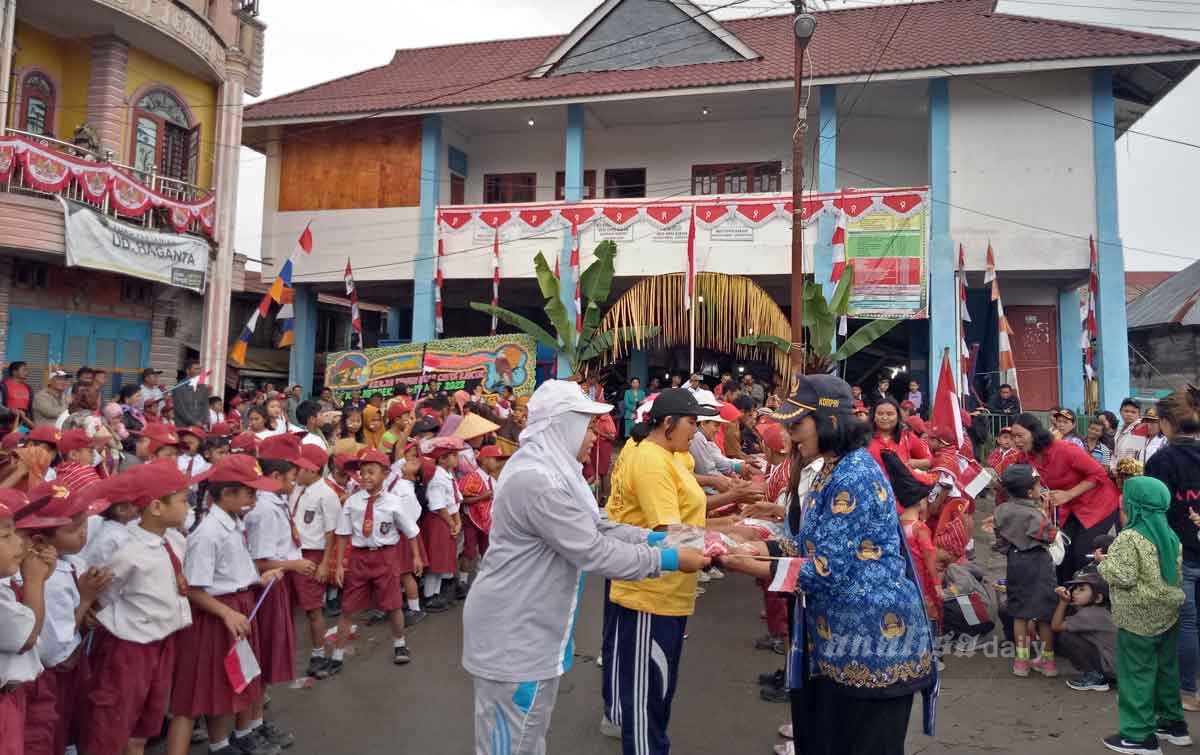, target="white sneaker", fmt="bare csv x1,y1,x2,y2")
695,586,707,596
708,567,725,580
774,741,795,755
600,716,621,739
698,570,712,583
778,723,793,739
